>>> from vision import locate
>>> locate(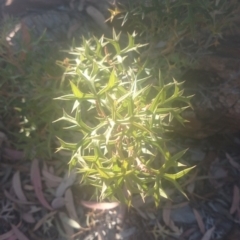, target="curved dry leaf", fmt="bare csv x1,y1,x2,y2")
86,5,108,31
33,211,56,231
58,212,75,237
81,200,119,210
11,224,29,240
3,148,25,161
51,197,65,209
21,213,35,223
201,227,215,240
6,235,18,240
230,185,240,214
226,153,240,172
4,190,34,205
30,159,53,210
65,189,79,222
55,169,77,197
163,201,171,226
42,169,62,184
12,171,27,202
193,208,205,234
0,229,14,240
